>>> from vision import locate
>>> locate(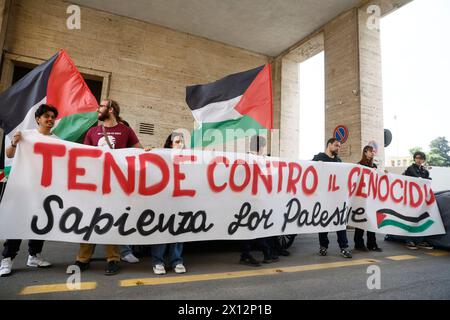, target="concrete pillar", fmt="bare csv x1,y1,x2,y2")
279,57,300,159
271,56,300,159
324,6,384,166
358,2,385,166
